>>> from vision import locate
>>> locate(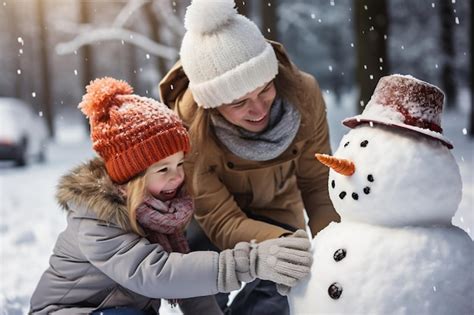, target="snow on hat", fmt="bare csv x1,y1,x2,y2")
179,0,279,109
79,77,190,184
343,74,453,149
